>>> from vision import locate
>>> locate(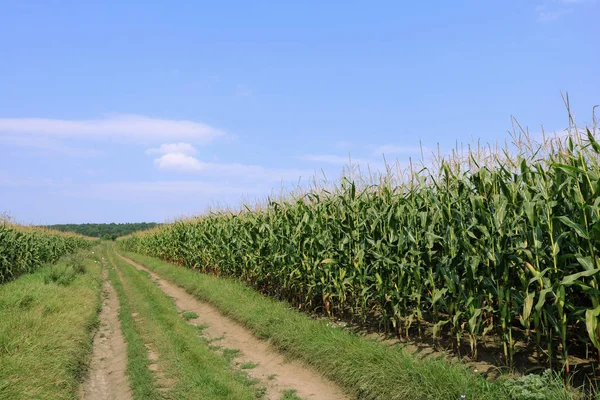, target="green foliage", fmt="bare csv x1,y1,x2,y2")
121,250,515,399
0,255,102,400
0,222,94,284
44,264,78,286
106,247,259,399
46,222,159,239
119,127,600,374
43,253,88,286
182,311,199,321
280,389,301,400
502,370,573,400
